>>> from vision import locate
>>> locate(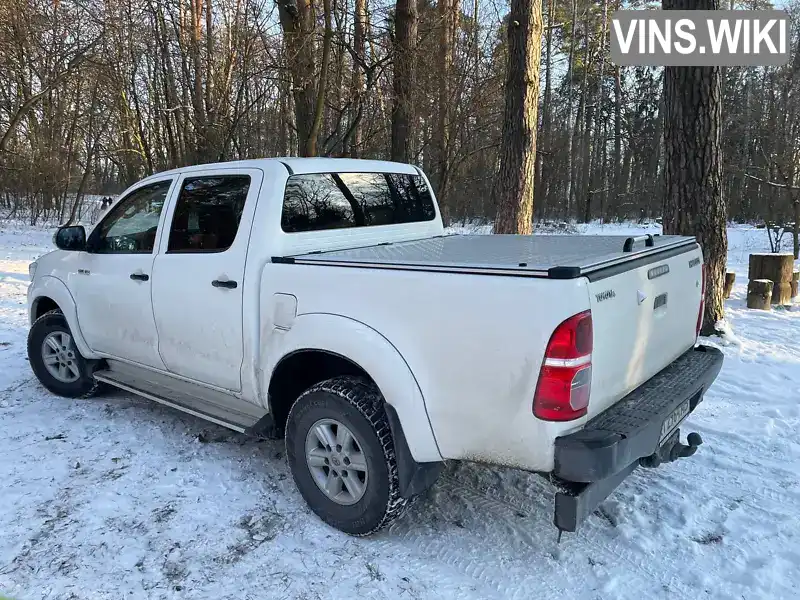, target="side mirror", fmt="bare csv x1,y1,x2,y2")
54,225,87,251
